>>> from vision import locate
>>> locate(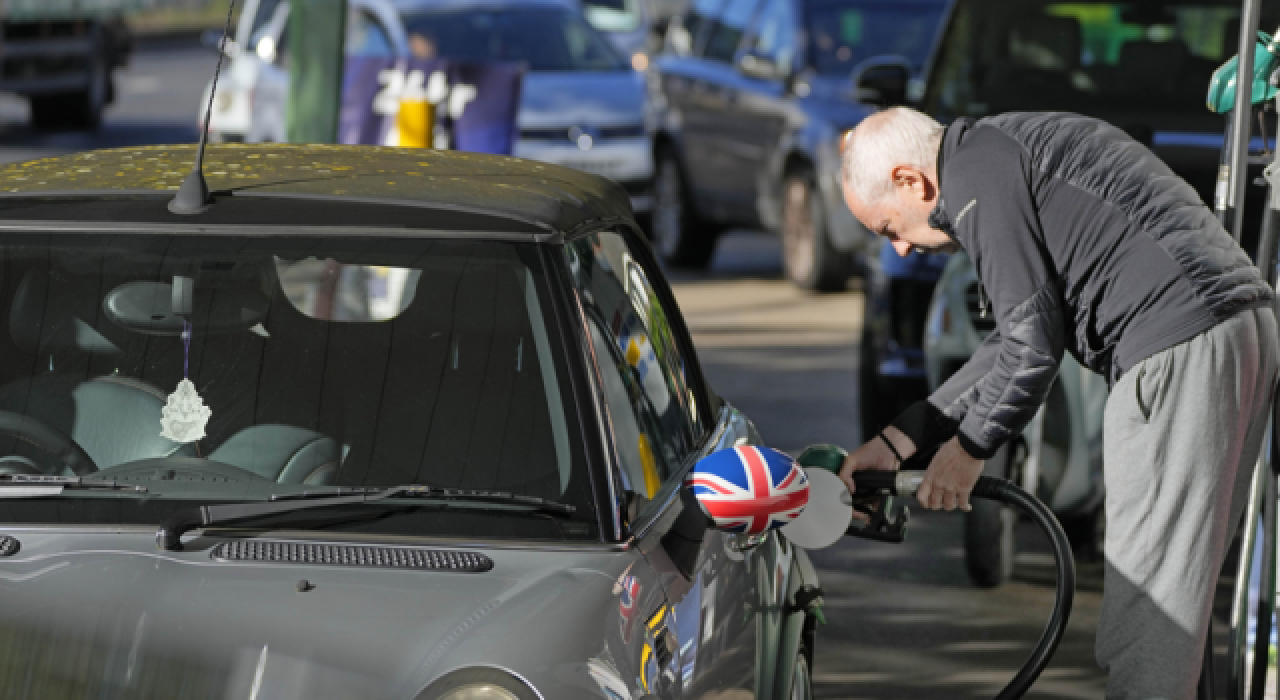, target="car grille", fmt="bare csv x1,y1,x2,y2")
964,282,997,334
519,124,646,142
211,540,494,572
